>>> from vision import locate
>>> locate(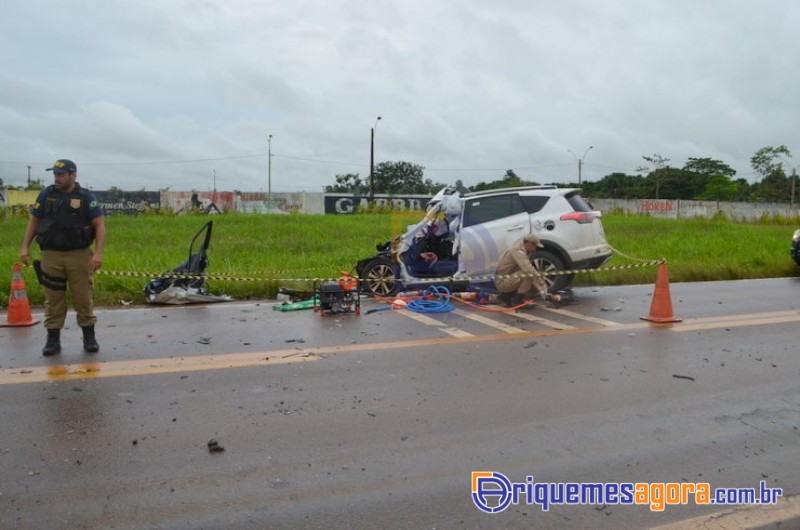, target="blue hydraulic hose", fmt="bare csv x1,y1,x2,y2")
406,285,455,313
